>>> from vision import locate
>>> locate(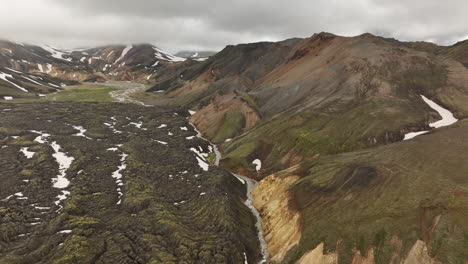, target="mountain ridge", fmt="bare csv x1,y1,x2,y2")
142,32,468,263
